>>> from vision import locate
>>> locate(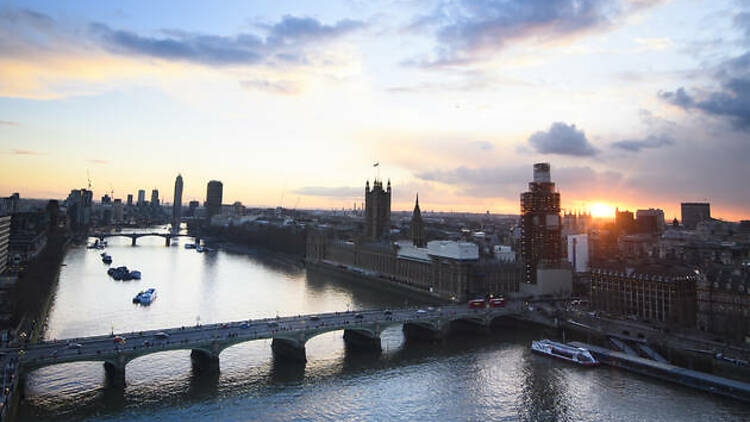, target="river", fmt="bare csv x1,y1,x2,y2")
16,230,750,421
